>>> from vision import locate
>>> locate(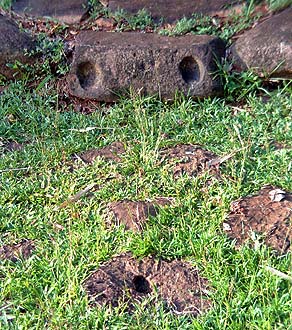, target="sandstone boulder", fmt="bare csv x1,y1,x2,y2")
12,0,87,24
0,14,35,79
68,32,225,101
230,8,292,78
